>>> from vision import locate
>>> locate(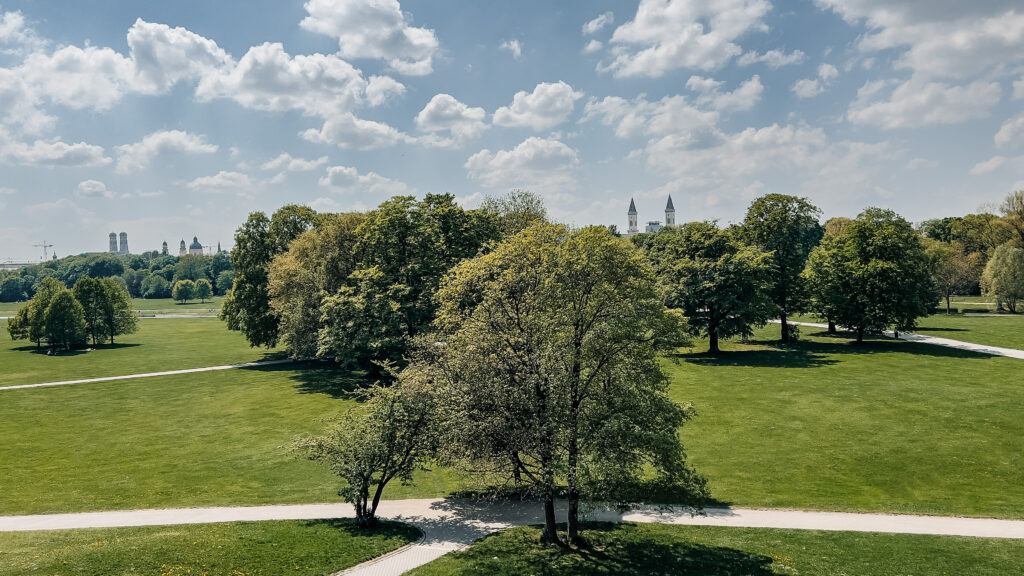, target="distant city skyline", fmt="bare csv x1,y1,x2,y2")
2,0,1023,260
